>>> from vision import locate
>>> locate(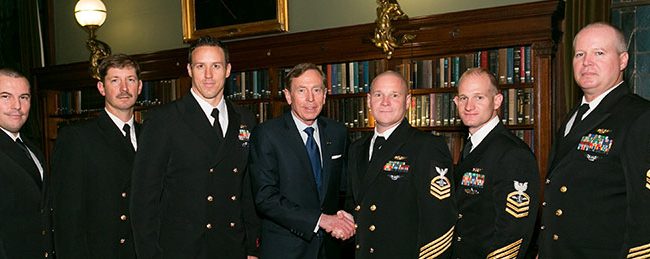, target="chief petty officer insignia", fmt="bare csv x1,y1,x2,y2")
505,181,530,218
384,155,409,180
430,166,450,200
